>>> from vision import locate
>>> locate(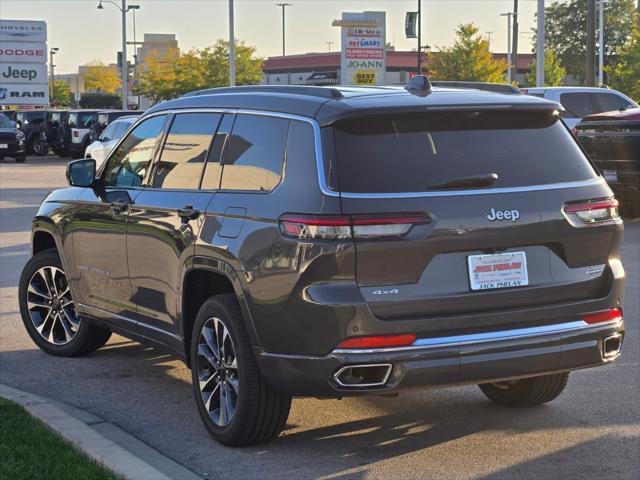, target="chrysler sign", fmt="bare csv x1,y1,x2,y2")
0,20,47,43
